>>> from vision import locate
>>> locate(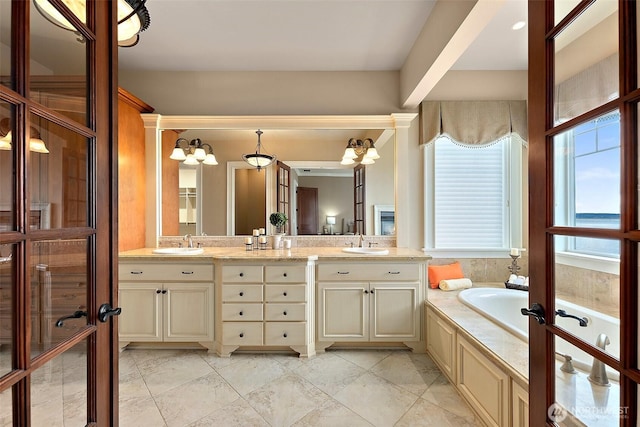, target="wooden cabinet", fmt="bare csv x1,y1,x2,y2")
316,262,425,352
118,261,214,351
215,261,314,357
426,305,456,382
